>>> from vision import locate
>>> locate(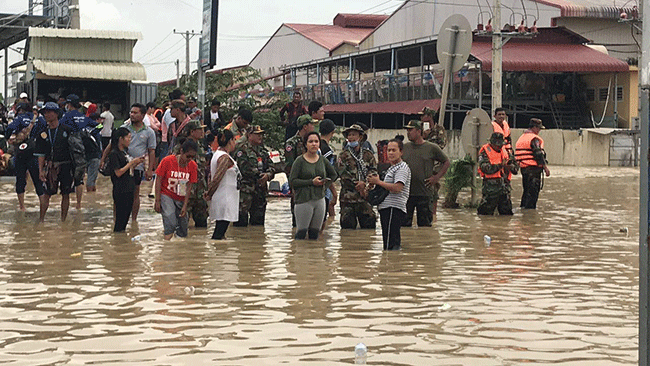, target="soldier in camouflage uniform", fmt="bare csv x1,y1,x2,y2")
233,125,275,226
421,107,446,149
173,121,209,227
337,124,377,229
285,114,314,225
477,132,518,215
